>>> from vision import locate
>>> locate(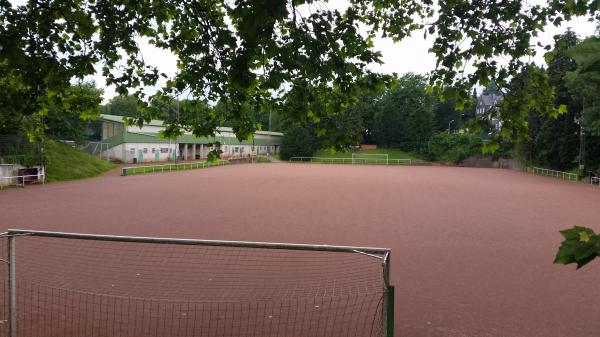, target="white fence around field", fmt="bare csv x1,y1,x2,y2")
122,160,228,176
289,157,427,165
0,174,45,189
592,176,600,186
529,167,578,181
